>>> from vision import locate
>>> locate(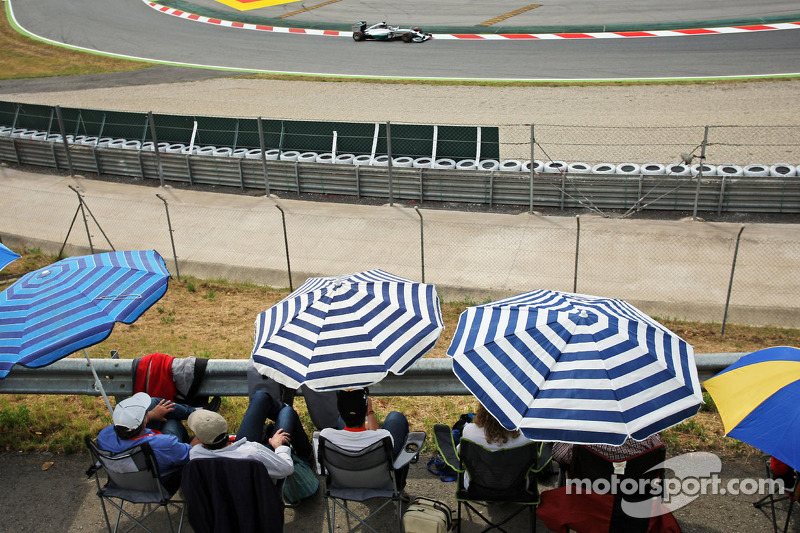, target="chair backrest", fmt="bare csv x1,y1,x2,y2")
318,435,396,493
458,438,541,503
85,435,167,499
570,444,665,481
181,457,283,533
